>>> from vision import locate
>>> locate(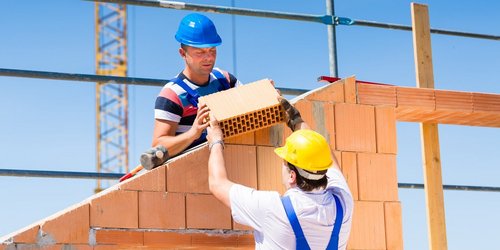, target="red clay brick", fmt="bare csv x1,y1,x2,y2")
191,233,239,247
347,201,386,250
473,92,500,113
341,152,358,201
225,145,258,189
139,192,185,229
186,194,232,229
94,230,143,245
358,82,397,107
357,153,398,201
119,165,166,192
8,224,39,243
237,233,255,247
233,220,253,231
41,203,90,244
397,86,435,110
305,81,344,103
225,131,255,145
375,106,397,154
385,202,404,250
335,103,376,153
143,231,191,247
344,76,357,104
90,190,138,228
294,99,314,129
435,90,472,112
166,146,210,194
257,146,285,194
254,124,285,147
